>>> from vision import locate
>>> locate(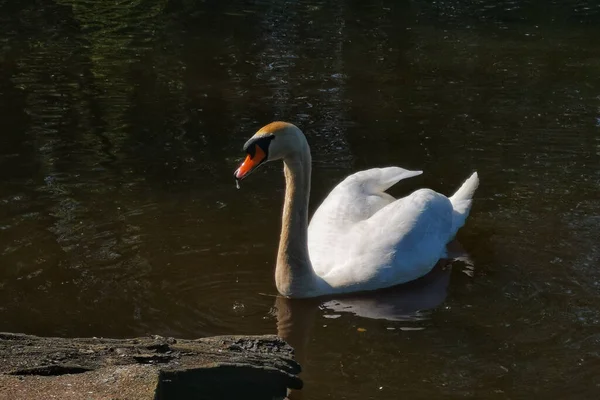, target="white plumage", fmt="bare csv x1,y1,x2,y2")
308,167,479,294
